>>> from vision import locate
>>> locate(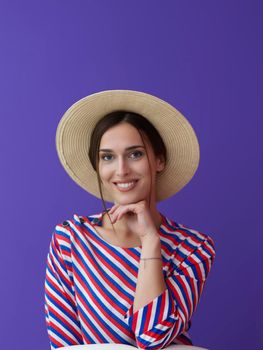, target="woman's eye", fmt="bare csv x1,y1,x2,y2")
100,154,113,161
130,150,143,159
100,151,143,161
